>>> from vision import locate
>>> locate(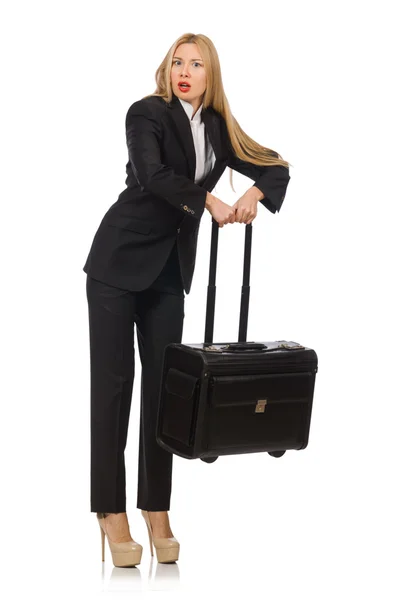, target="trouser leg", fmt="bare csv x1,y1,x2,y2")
86,275,137,513
134,289,185,511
